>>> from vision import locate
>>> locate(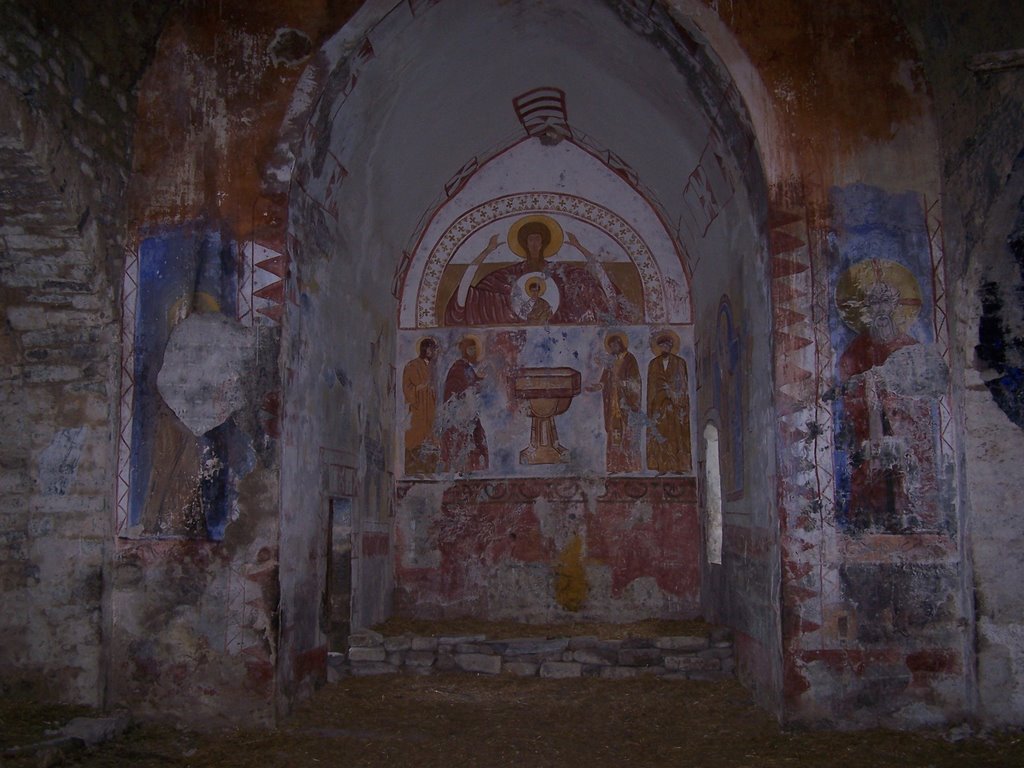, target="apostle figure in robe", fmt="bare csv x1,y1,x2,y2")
588,332,642,473
443,215,627,326
646,331,692,473
835,263,937,532
440,335,488,473
402,337,438,474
